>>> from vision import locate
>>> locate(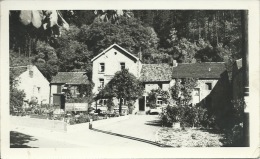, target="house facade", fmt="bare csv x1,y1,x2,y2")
139,61,226,109
14,65,50,105
91,44,142,111
171,62,226,106
50,72,89,109
91,44,227,114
